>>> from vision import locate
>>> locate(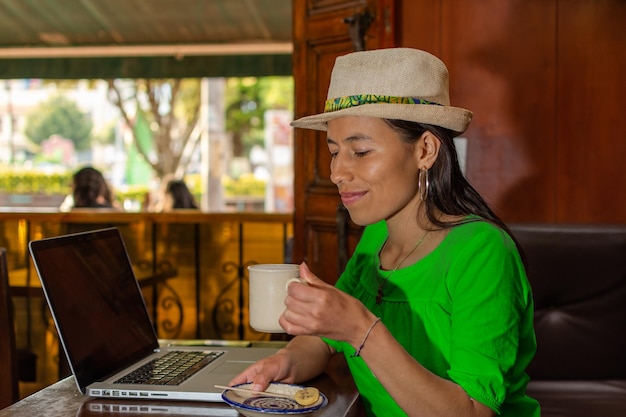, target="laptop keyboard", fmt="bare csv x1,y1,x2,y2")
115,350,224,386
